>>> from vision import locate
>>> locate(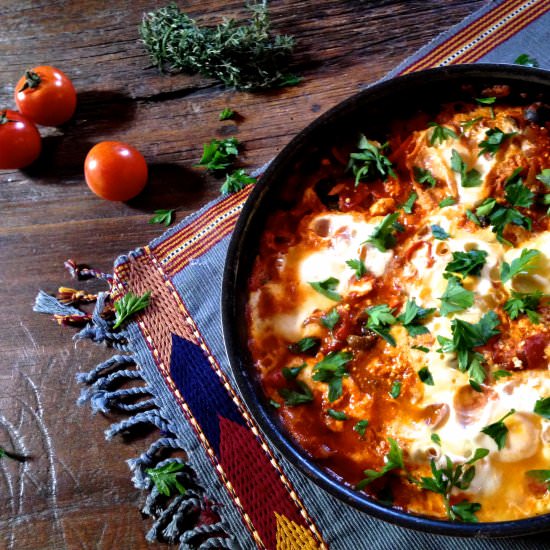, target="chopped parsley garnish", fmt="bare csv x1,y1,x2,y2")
413,166,437,187
389,380,402,398
365,304,397,346
514,53,539,67
113,291,152,329
279,382,314,406
220,169,257,194
412,345,430,353
505,178,535,208
415,449,488,521
445,249,488,278
431,224,450,240
480,409,515,450
439,196,456,208
534,397,550,419
478,127,516,156
500,248,540,283
195,137,239,171
493,369,512,381
437,311,500,387
288,337,320,355
347,135,395,185
460,116,482,130
536,168,550,187
309,277,342,301
321,308,340,330
475,96,496,118
327,409,348,420
146,462,187,496
353,419,369,437
526,470,550,488
356,437,405,489
219,107,235,120
282,363,306,380
397,299,435,336
475,197,497,217
483,203,532,244
418,367,434,385
269,399,281,409
450,149,482,187
428,123,458,146
365,212,400,252
503,290,544,323
439,276,474,316
430,433,441,446
402,192,418,214
346,258,367,278
312,351,352,402
149,209,175,226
